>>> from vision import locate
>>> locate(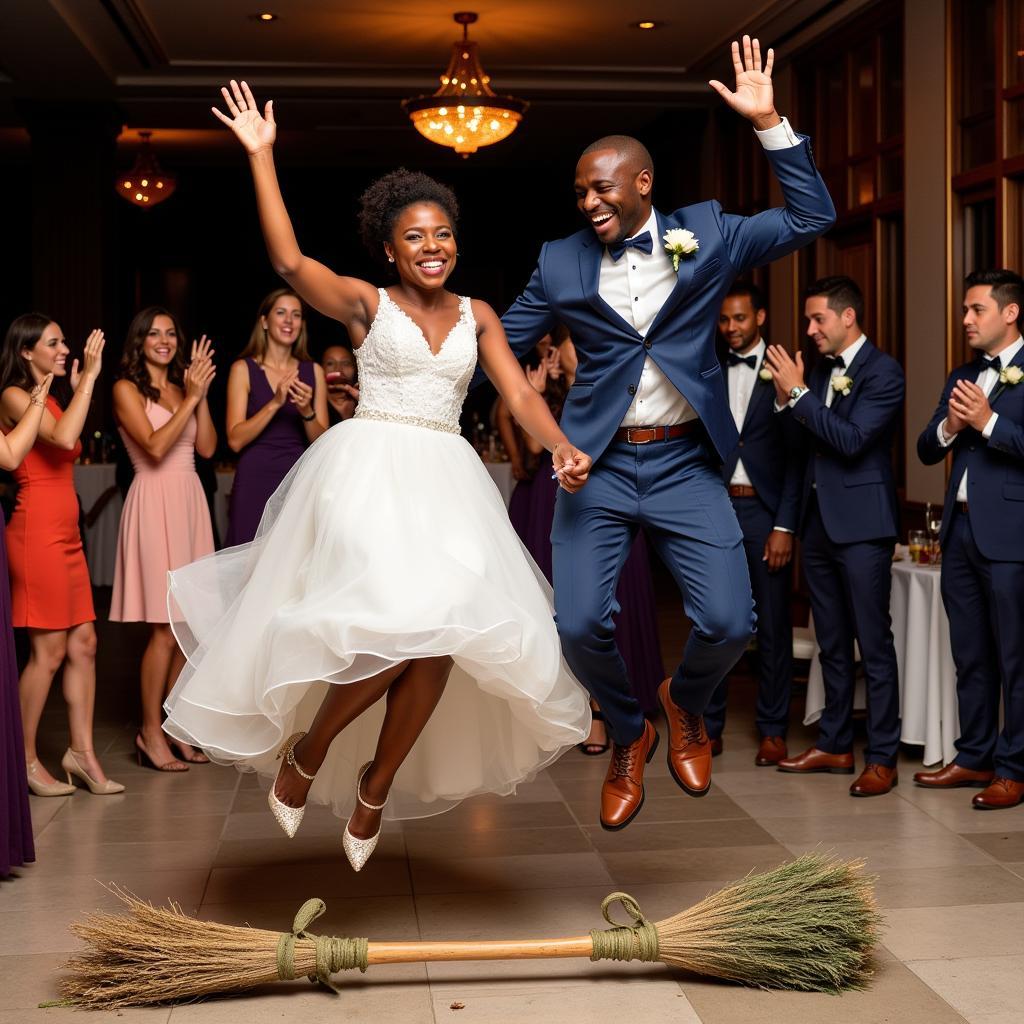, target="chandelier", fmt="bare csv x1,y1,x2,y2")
115,131,177,208
402,12,528,157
